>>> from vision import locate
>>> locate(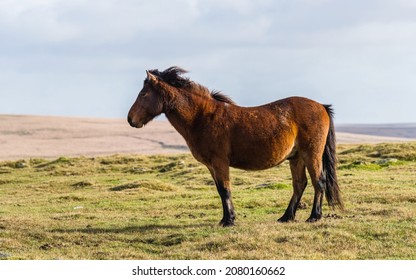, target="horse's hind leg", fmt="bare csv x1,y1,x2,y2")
305,158,325,222
278,157,307,223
